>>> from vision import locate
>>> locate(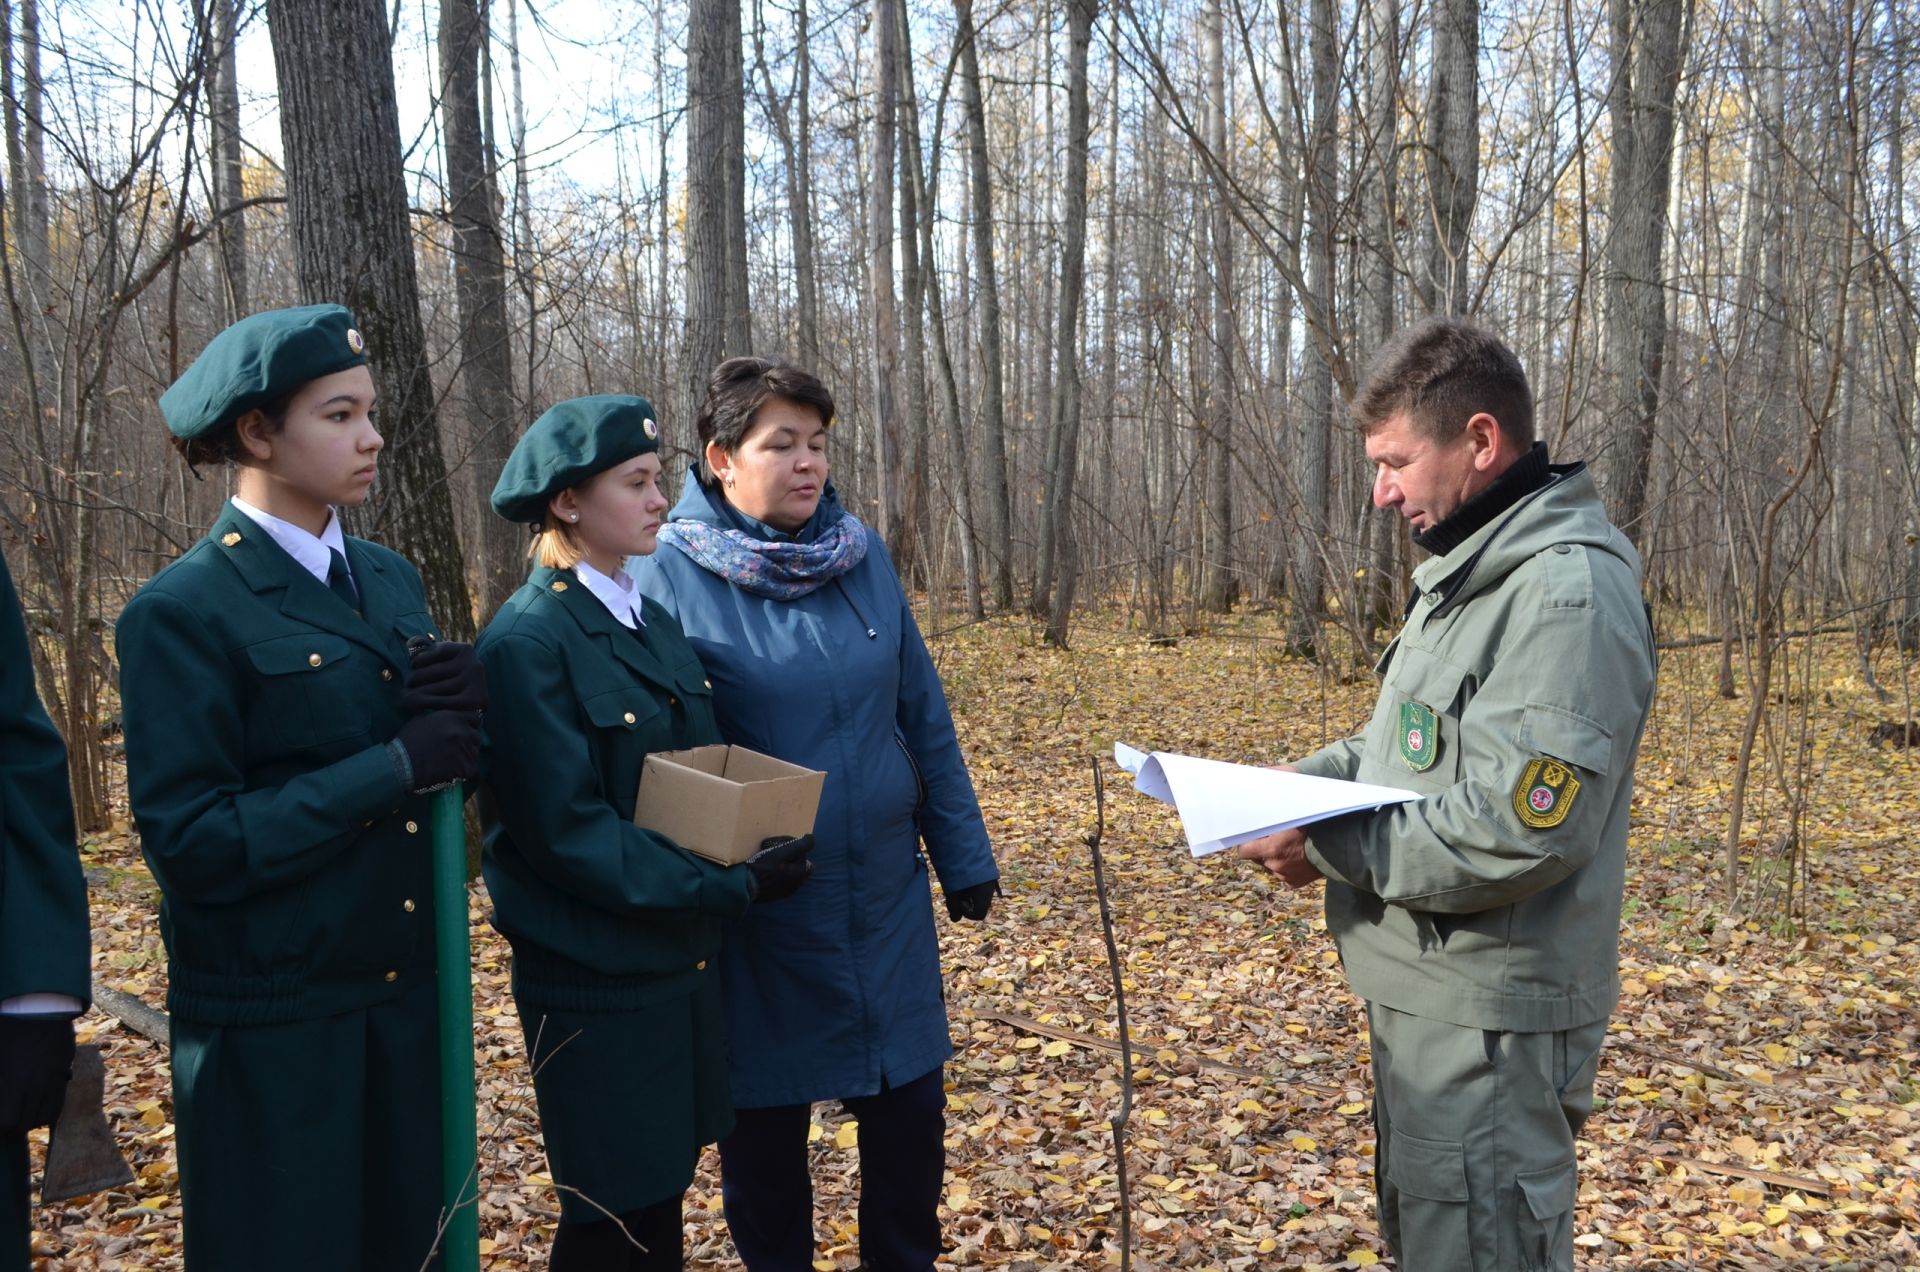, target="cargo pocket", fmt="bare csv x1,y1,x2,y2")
1387,1130,1475,1270
1515,1159,1576,1271
245,633,368,748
